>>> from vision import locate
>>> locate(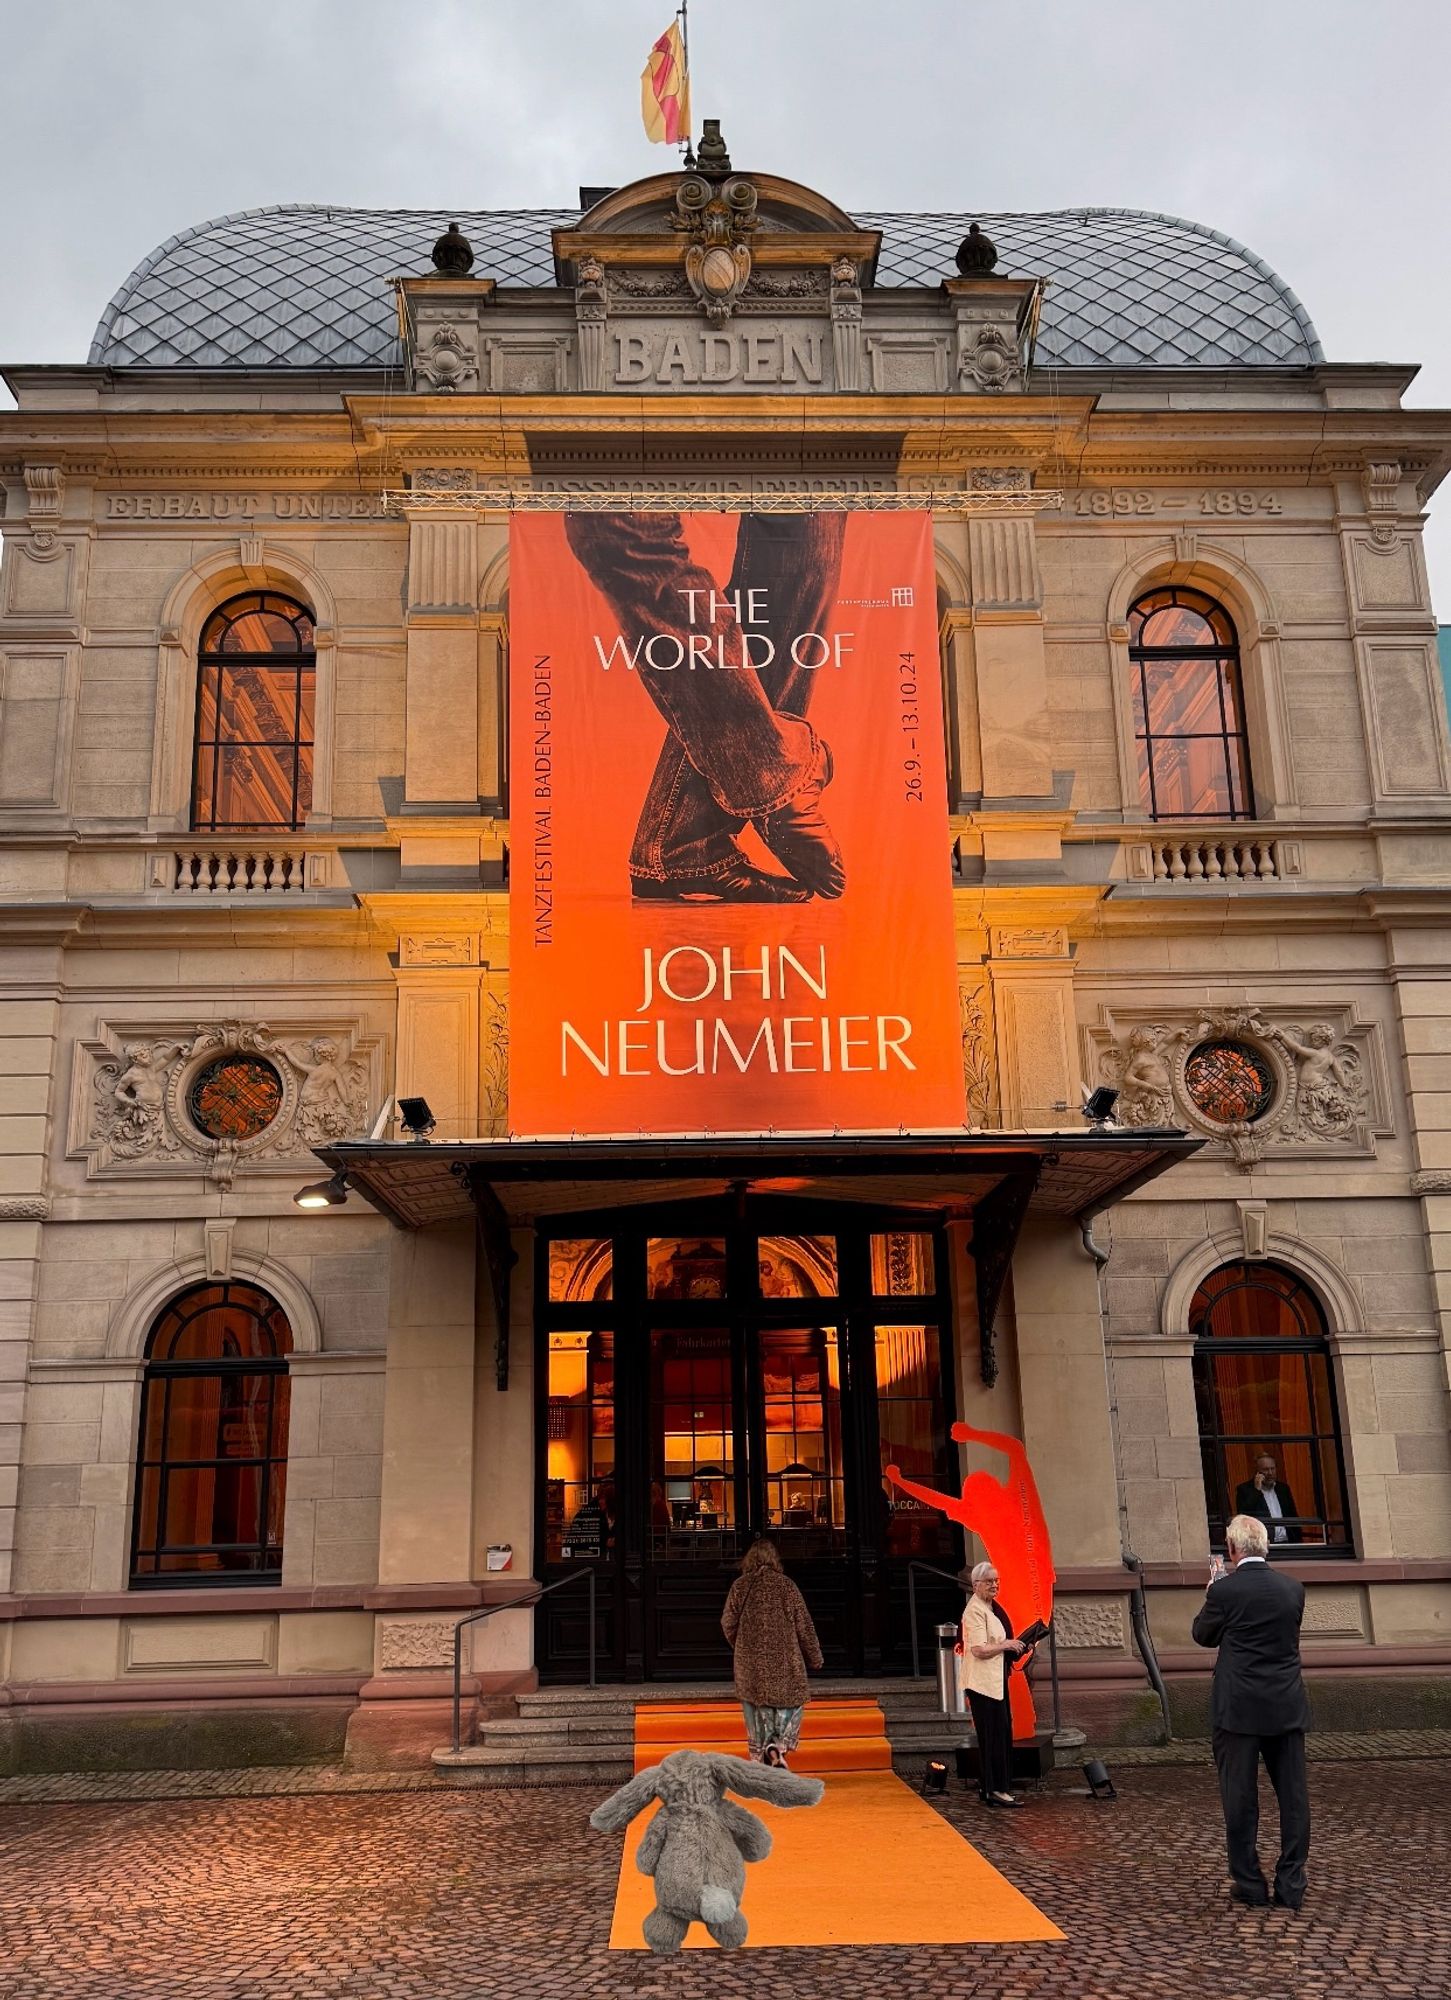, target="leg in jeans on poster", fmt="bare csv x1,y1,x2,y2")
1212,1728,1270,1904
563,512,847,900
1260,1729,1309,1909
